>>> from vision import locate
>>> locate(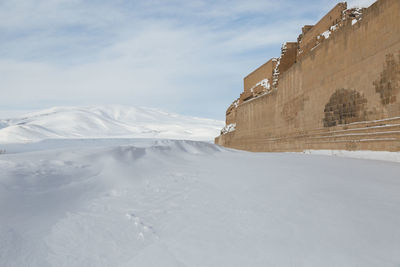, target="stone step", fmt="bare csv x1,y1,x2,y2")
308,131,400,142
314,124,400,137
309,117,400,135
248,128,400,142
238,128,400,144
